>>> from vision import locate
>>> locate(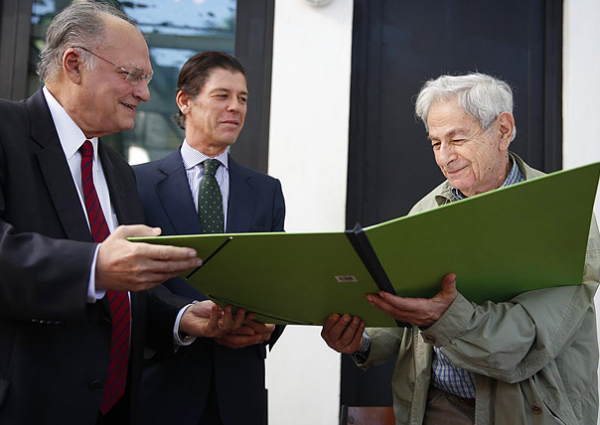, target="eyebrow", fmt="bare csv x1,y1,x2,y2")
210,87,249,96
123,63,152,76
428,127,469,141
123,61,144,70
